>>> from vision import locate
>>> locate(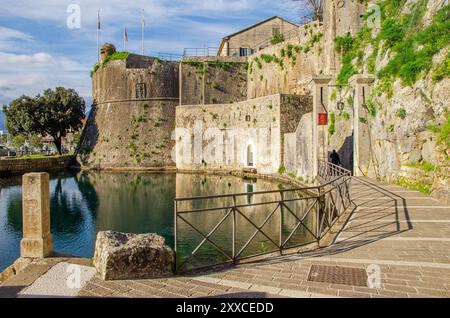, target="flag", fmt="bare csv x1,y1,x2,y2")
124,27,128,42
97,11,101,30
